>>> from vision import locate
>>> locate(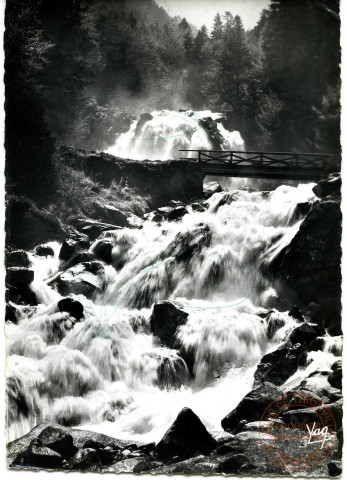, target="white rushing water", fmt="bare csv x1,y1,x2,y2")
6,113,341,445
106,110,244,160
